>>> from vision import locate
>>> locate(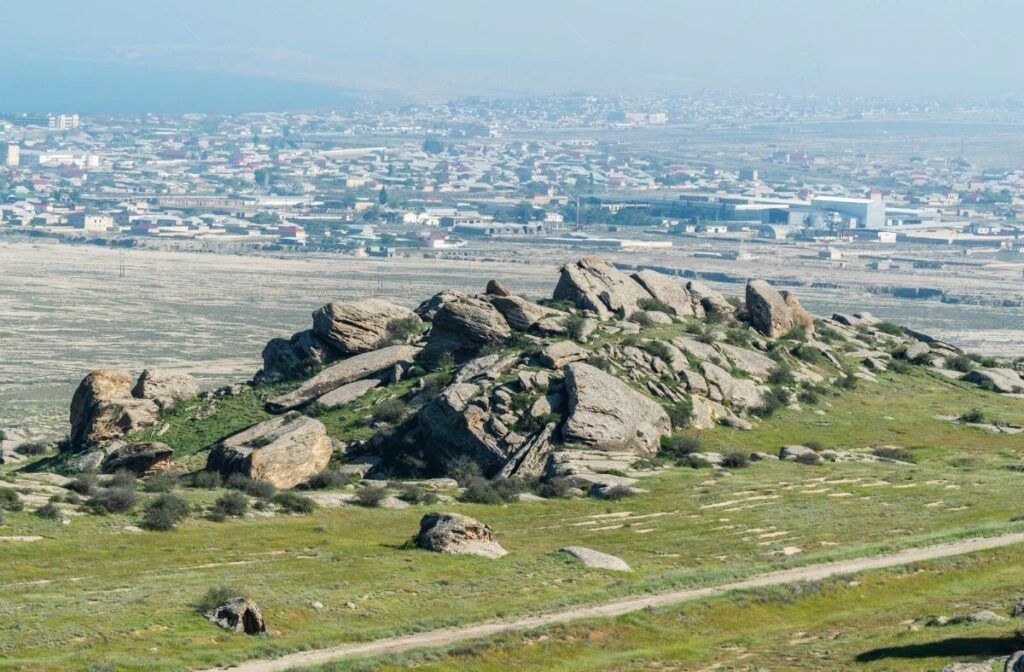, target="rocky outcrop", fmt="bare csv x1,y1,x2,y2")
780,290,815,334
266,345,420,412
256,329,339,384
540,341,589,368
313,299,417,354
631,270,694,316
486,294,565,332
101,441,173,475
69,369,160,450
131,370,200,409
560,546,631,571
418,383,507,473
963,368,1024,394
746,280,795,338
497,422,557,478
424,295,512,361
314,378,382,410
553,257,652,319
206,412,333,489
204,597,266,635
779,444,822,463
485,279,513,297
561,363,669,456
687,281,731,319
415,512,507,559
